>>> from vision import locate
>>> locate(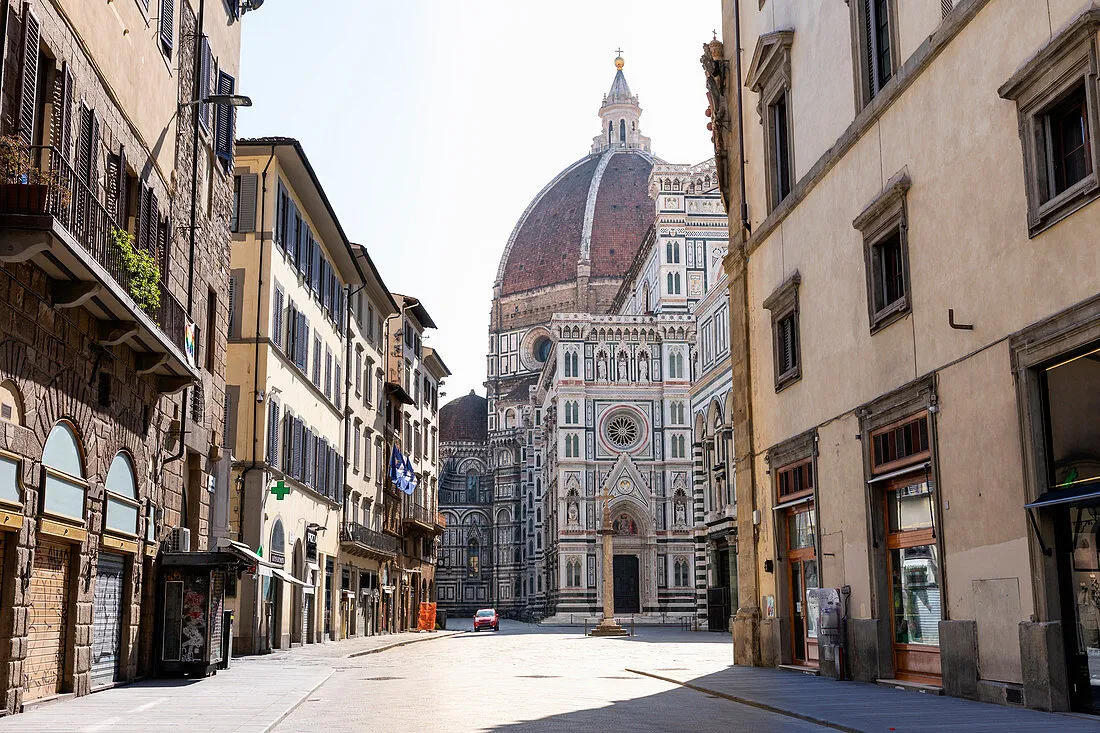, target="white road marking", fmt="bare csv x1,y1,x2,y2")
127,698,167,713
